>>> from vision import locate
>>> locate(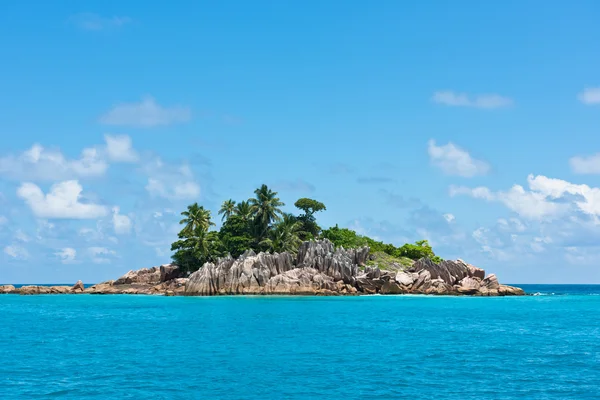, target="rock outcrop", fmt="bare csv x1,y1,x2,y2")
0,240,524,296
0,285,16,294
114,267,162,285
184,239,523,296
